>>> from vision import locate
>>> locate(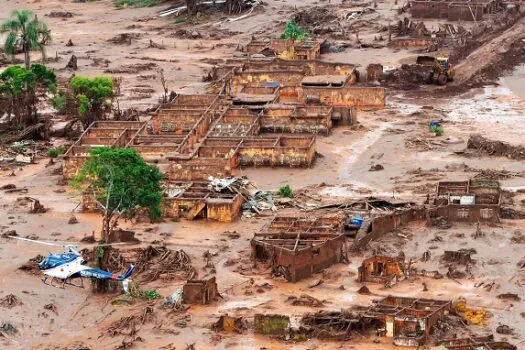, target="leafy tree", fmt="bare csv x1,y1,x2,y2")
1,10,51,69
70,76,114,126
72,147,163,241
281,20,309,41
72,148,162,293
0,64,56,127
